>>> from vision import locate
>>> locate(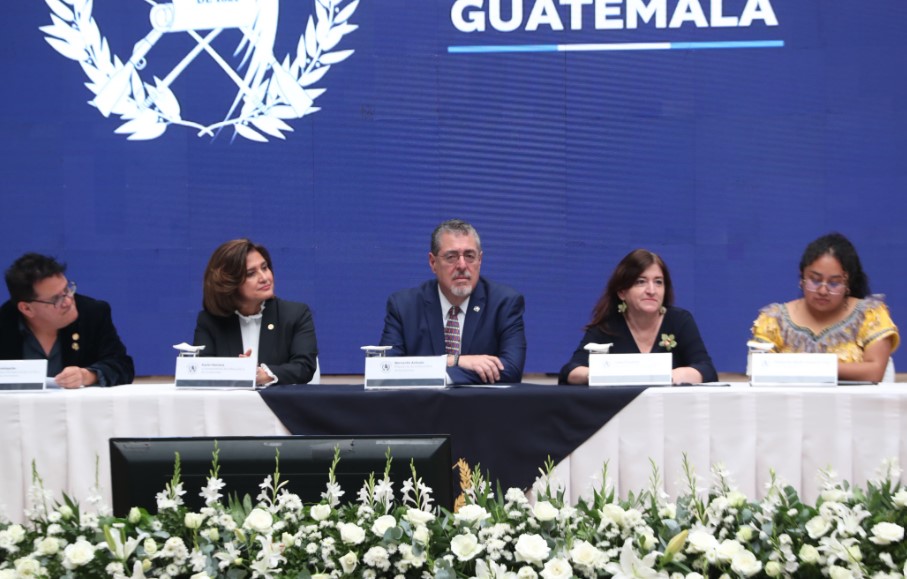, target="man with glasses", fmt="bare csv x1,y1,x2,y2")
0,253,134,387
379,219,526,384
